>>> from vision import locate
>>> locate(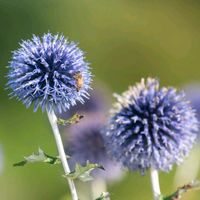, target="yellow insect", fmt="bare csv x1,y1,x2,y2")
74,72,84,92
